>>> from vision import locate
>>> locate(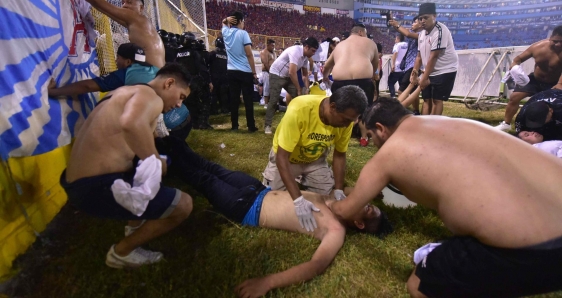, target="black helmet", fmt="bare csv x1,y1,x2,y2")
182,31,197,41
175,33,181,42
158,29,169,42
168,33,178,44
215,37,225,49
